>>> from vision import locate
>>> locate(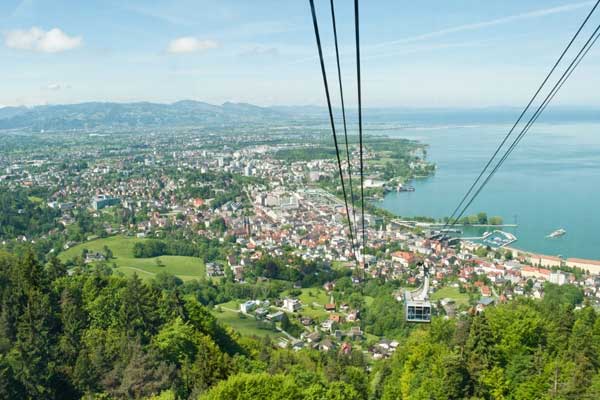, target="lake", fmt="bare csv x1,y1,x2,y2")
372,119,600,259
